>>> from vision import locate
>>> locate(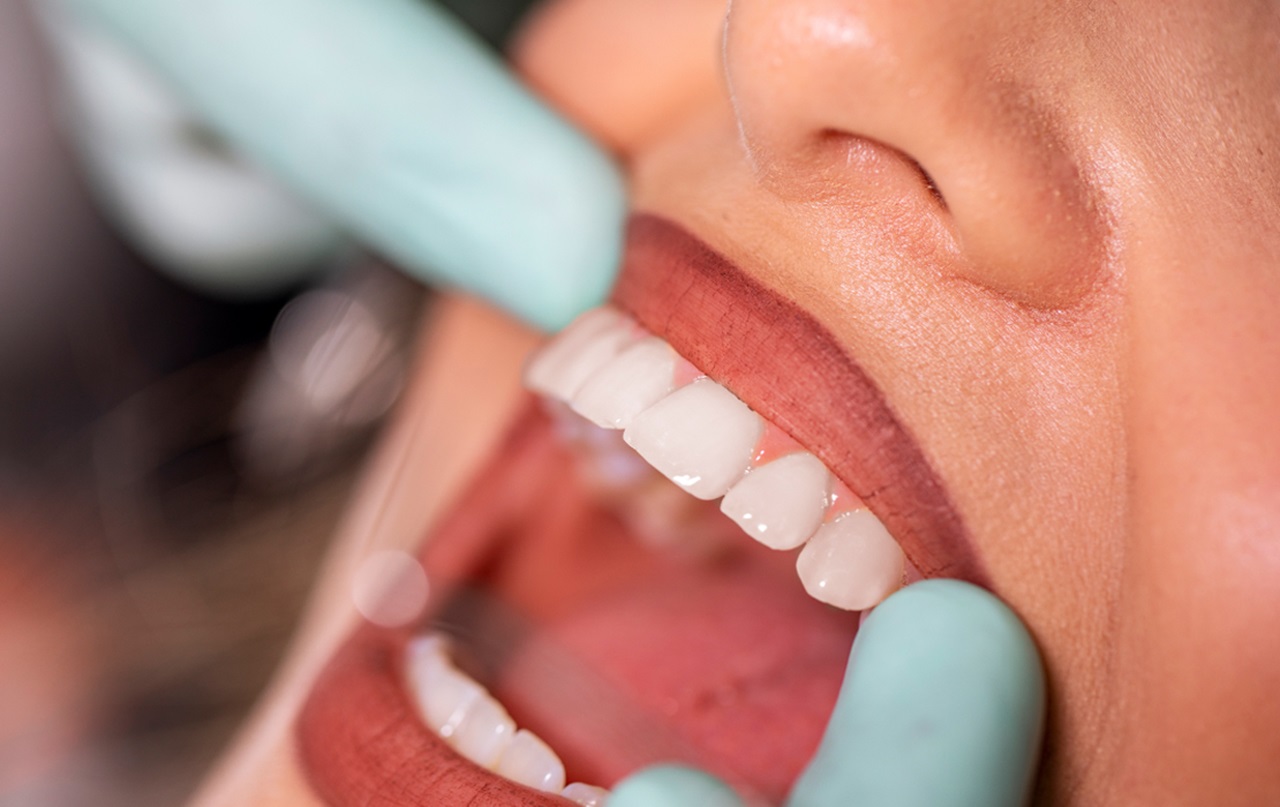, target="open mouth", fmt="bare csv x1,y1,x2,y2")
295,214,984,806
